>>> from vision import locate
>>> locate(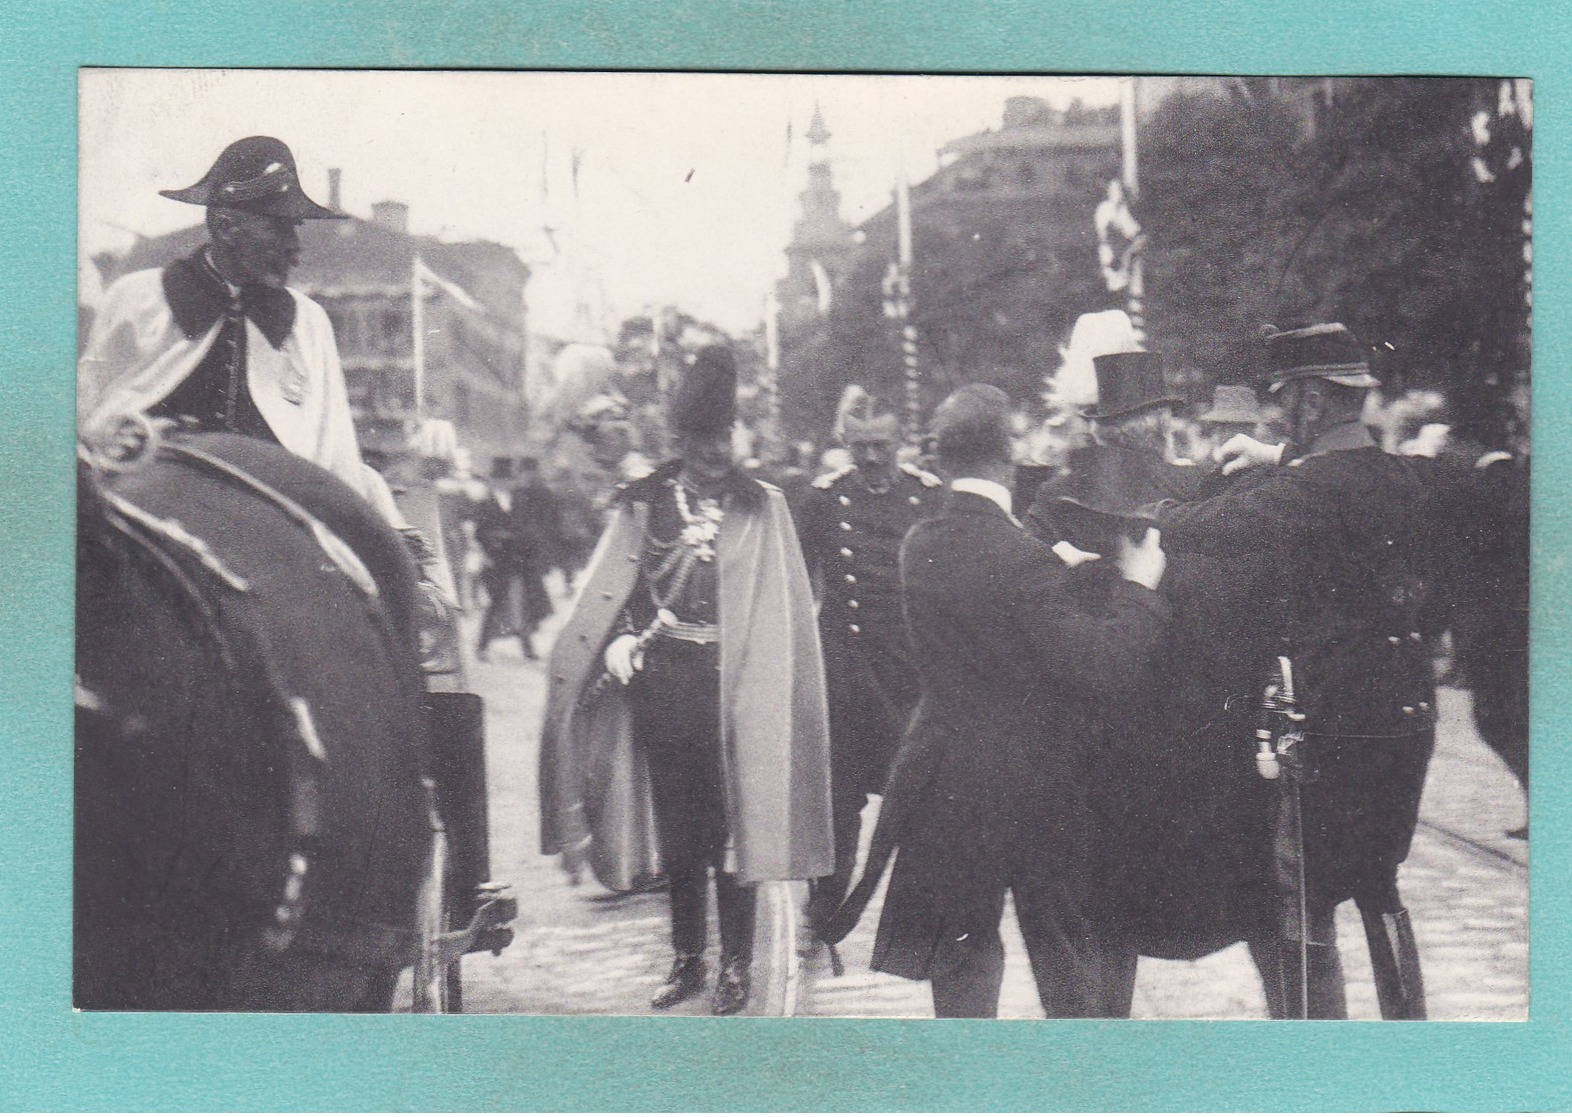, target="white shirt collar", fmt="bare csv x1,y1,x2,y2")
950,477,1014,517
